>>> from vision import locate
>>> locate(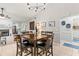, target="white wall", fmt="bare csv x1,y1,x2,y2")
26,4,60,43
15,3,79,43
